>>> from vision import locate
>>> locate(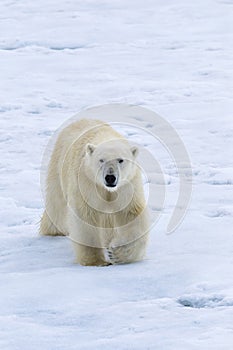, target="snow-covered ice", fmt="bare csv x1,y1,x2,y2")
0,0,233,349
